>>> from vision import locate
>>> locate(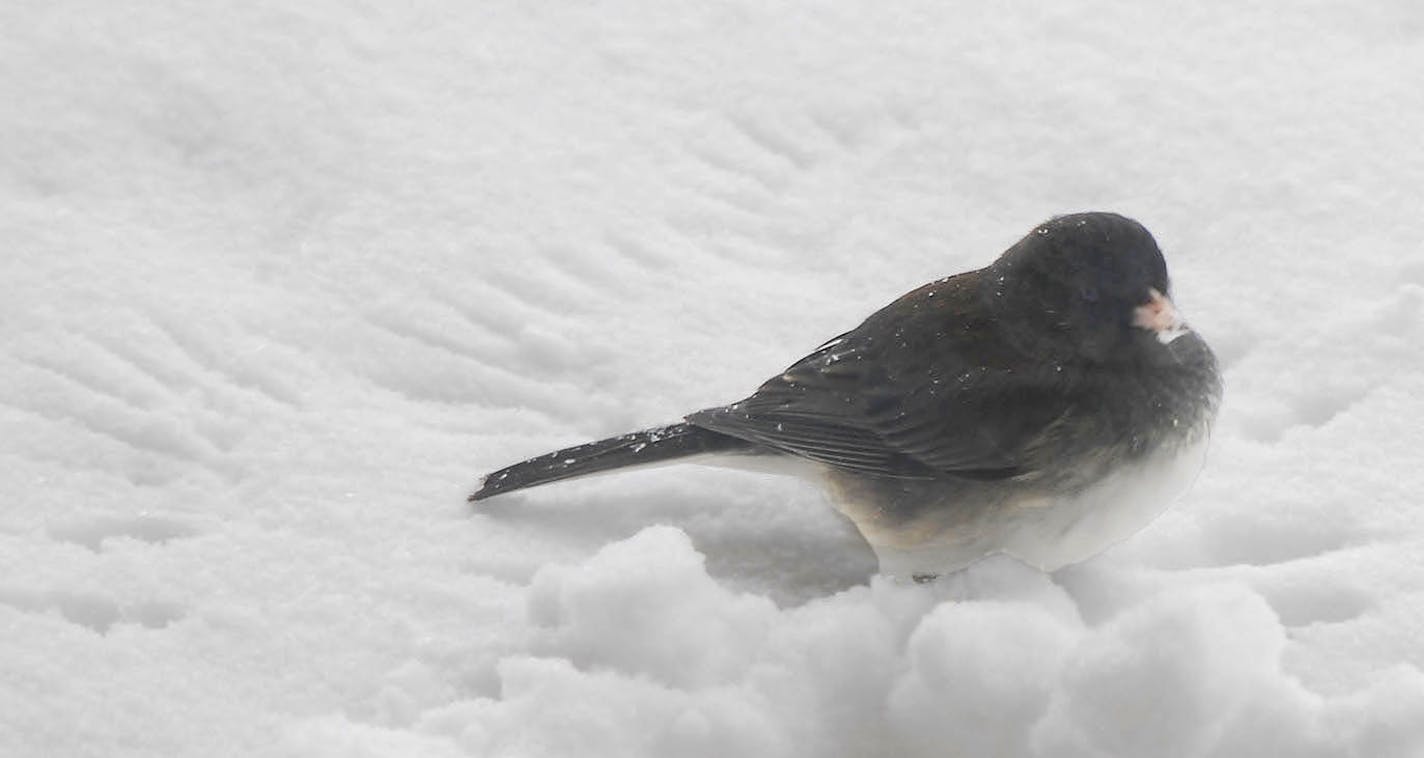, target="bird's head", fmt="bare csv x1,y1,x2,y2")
986,212,1191,364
